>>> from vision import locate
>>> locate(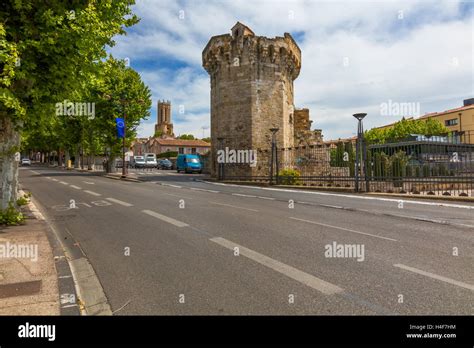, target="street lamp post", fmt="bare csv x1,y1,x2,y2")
269,128,279,185
353,113,367,193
